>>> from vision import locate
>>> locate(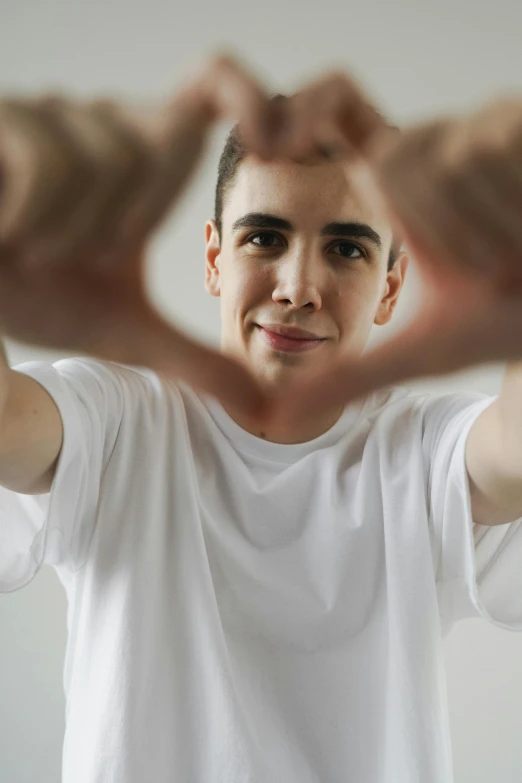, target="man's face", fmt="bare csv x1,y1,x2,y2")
205,156,407,390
